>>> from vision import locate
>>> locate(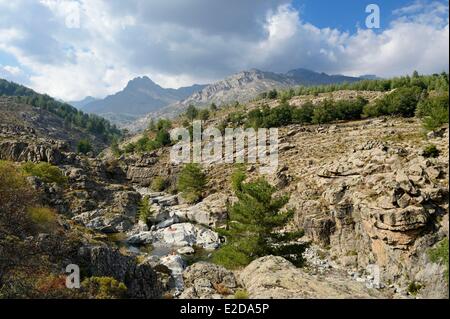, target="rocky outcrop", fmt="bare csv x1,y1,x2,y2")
0,140,64,164
78,245,169,298
239,256,384,299
180,262,238,299
288,131,449,296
